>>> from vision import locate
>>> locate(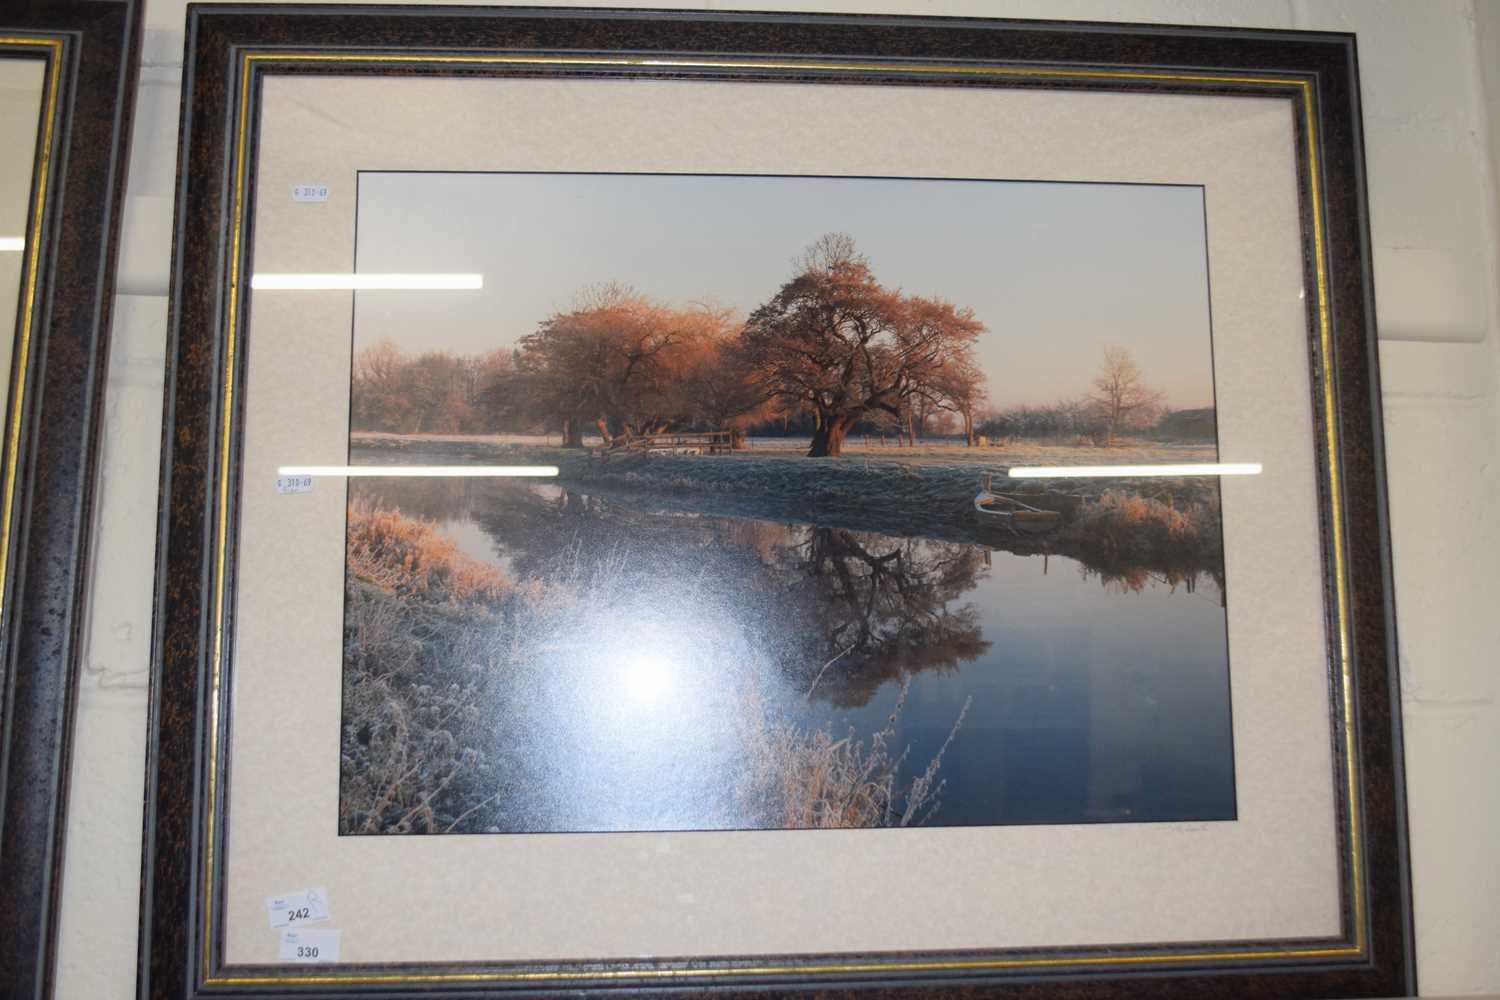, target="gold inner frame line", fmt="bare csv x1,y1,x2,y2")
199,50,1363,987
0,38,64,636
